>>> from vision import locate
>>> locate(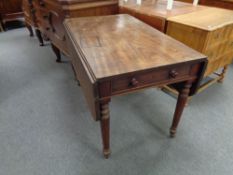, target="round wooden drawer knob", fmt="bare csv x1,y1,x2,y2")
130,78,139,87
169,70,178,79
